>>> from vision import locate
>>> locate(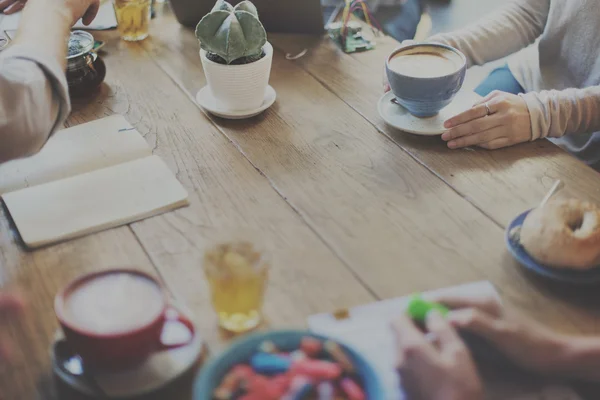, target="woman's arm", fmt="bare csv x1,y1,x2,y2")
522,86,600,140
428,0,551,68
0,0,99,163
